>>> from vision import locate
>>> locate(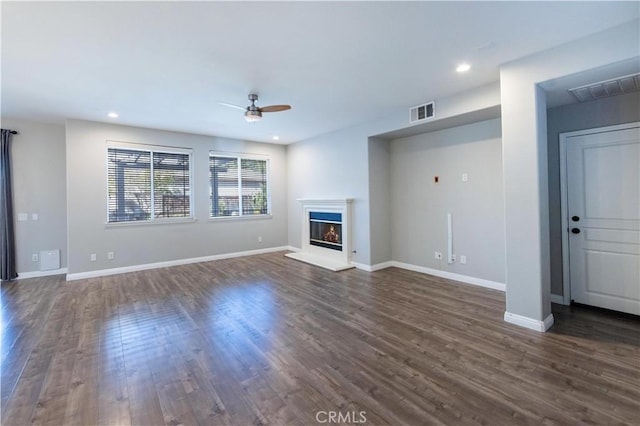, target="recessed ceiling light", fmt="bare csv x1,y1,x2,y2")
272,135,280,141
456,63,471,73
107,112,119,118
